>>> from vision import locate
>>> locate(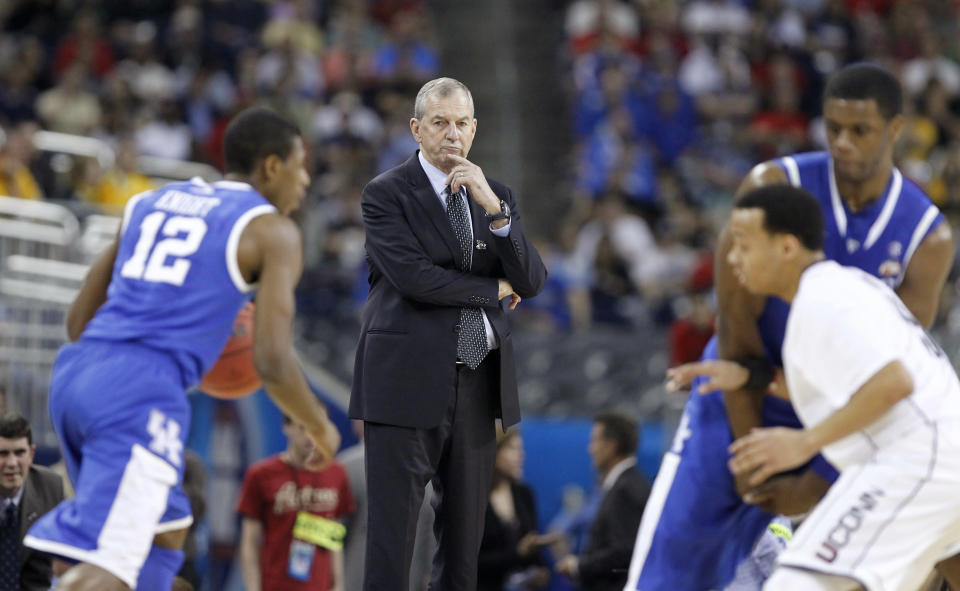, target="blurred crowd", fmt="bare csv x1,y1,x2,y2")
512,0,960,362
5,0,960,344
0,0,438,341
